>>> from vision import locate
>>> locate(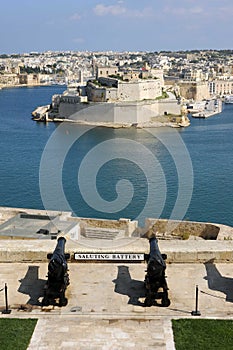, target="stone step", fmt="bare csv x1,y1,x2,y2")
84,228,122,240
